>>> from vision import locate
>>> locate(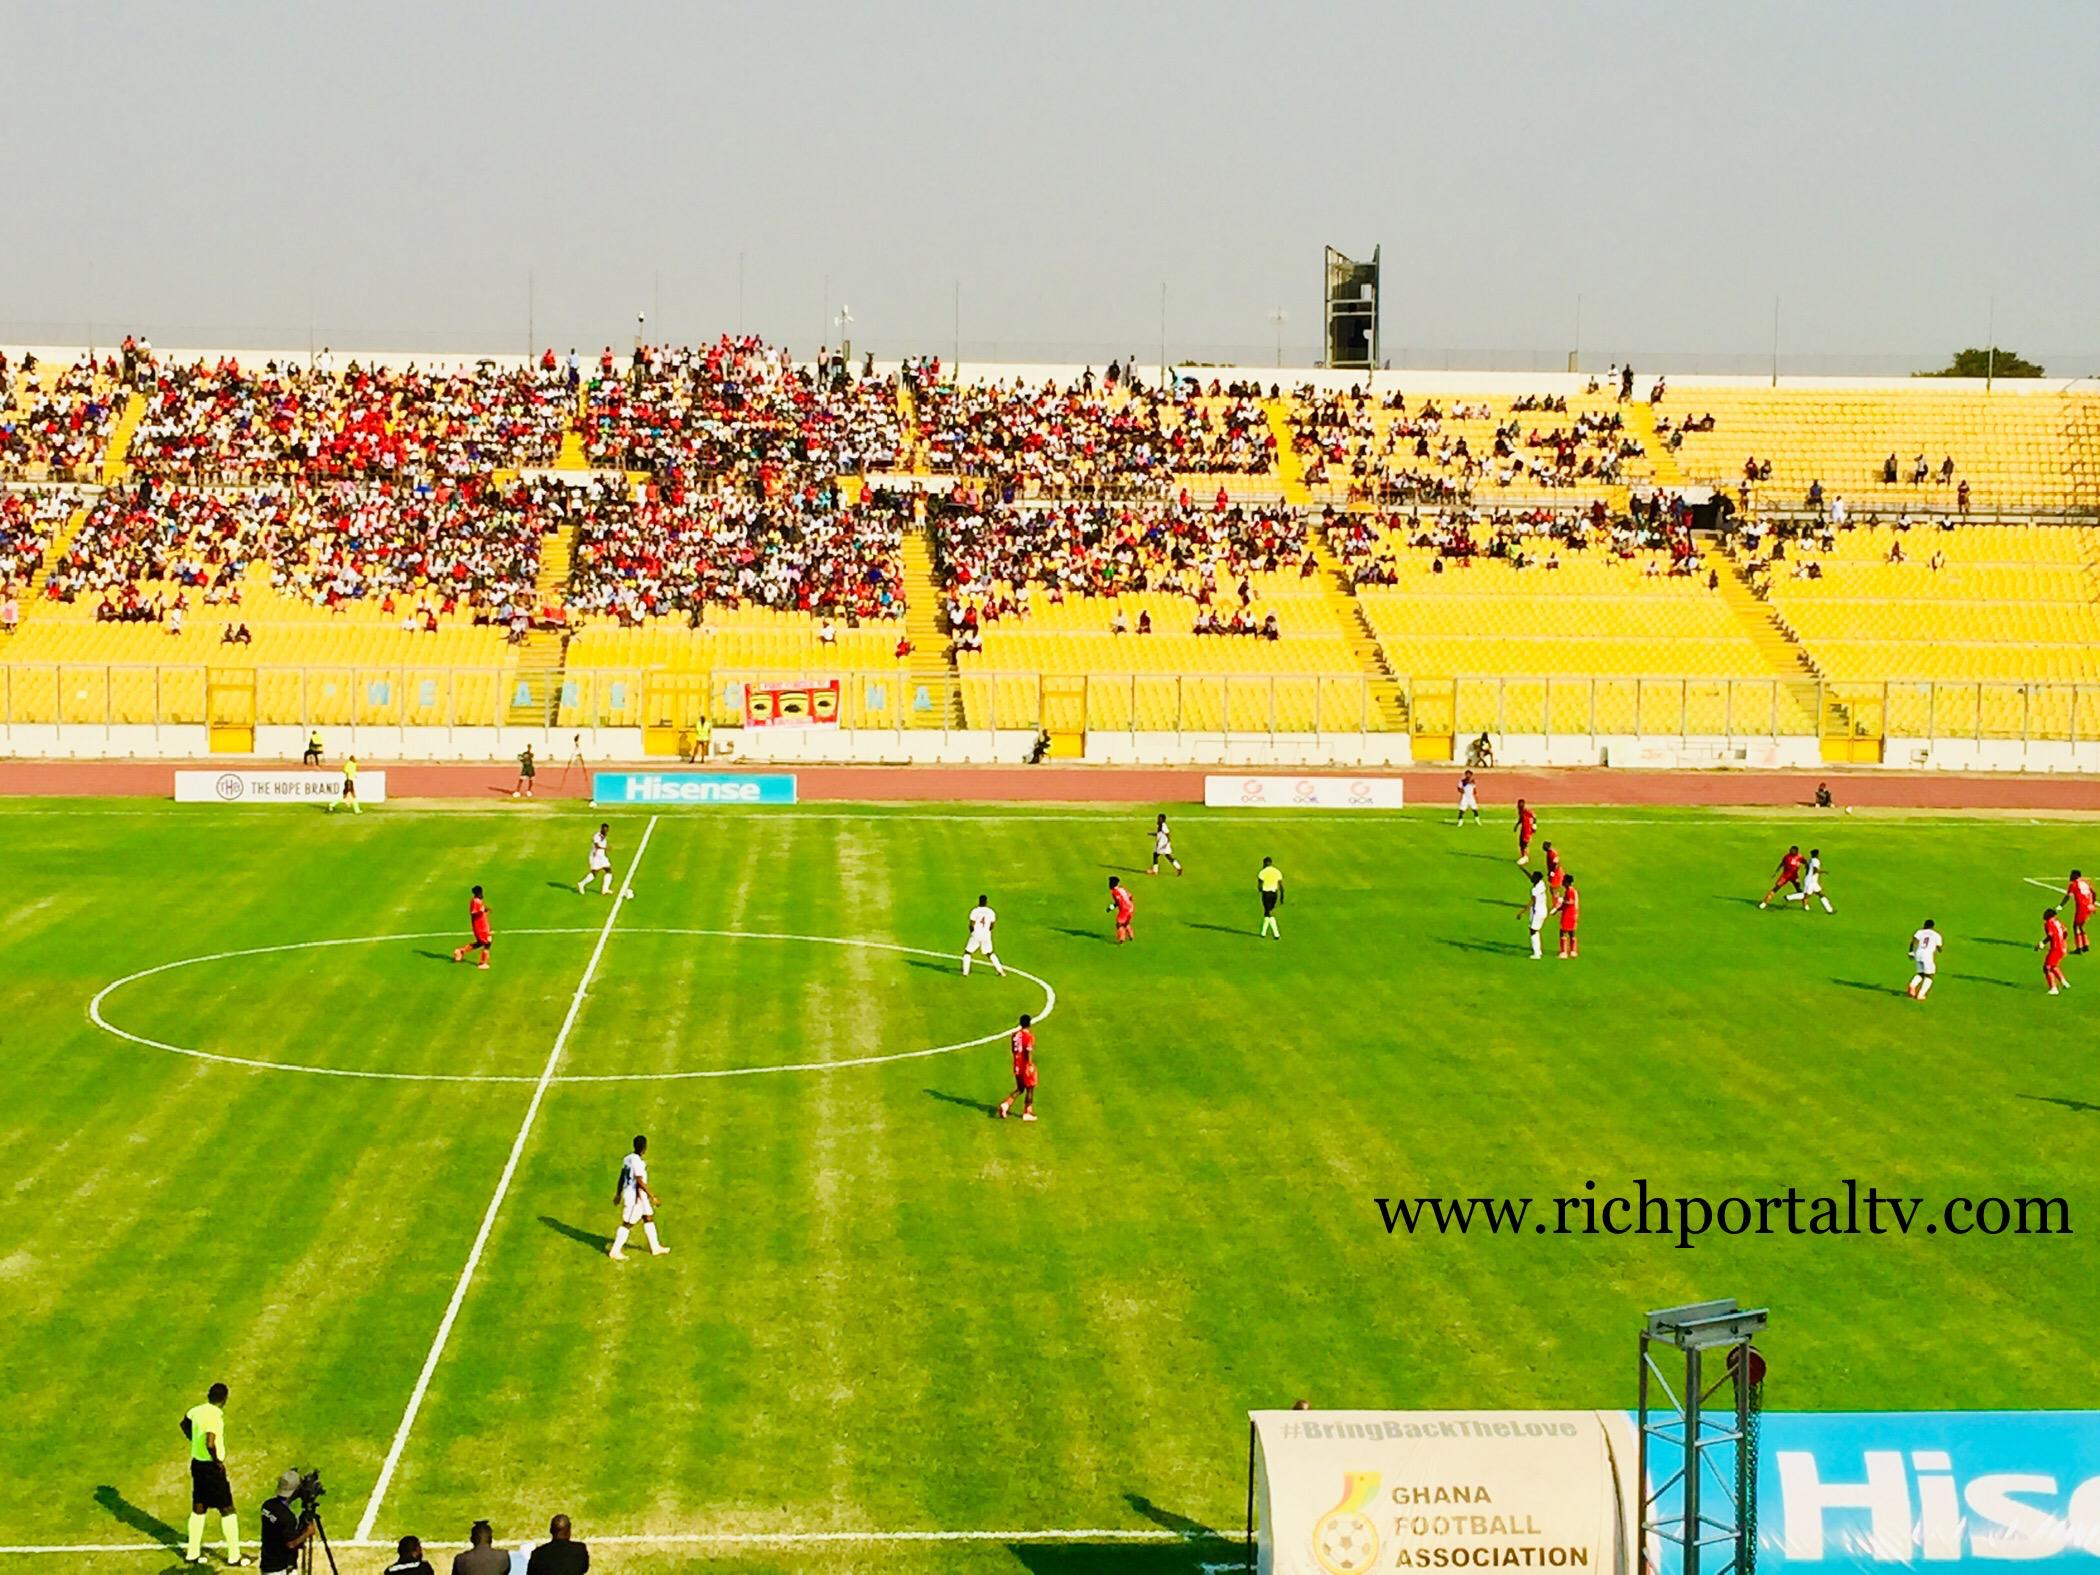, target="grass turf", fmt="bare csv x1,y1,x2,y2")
1,799,2095,1575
